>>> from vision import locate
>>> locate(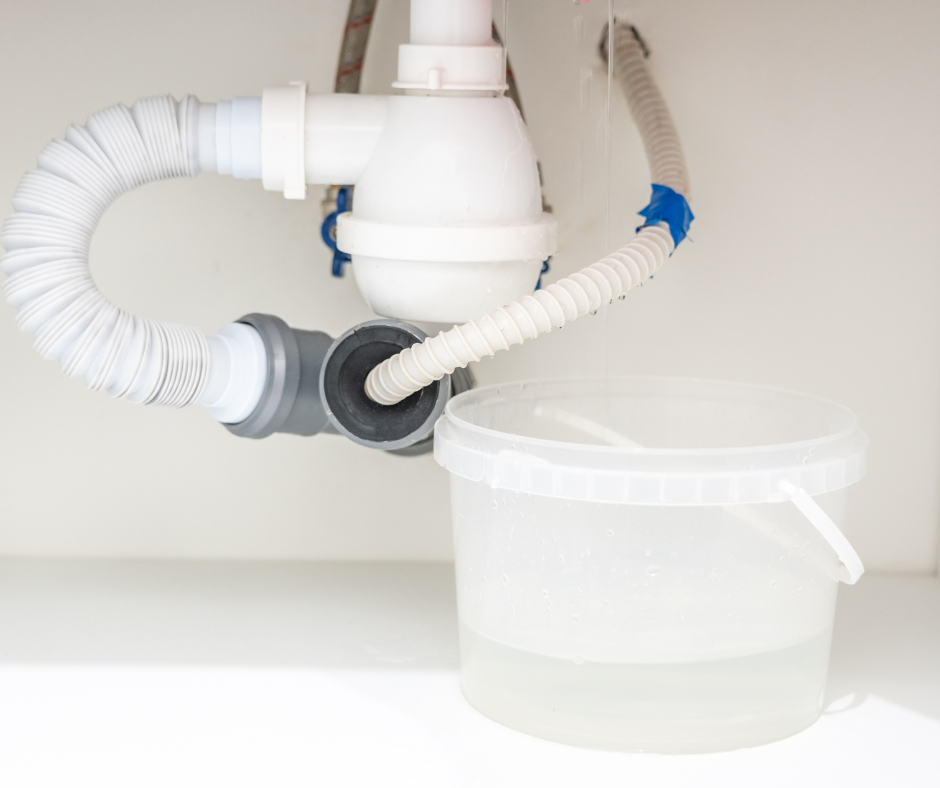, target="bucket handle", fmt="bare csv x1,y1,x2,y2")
779,481,865,585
